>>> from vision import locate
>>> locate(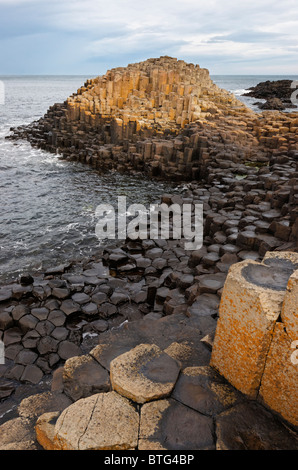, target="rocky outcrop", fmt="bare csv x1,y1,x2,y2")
6,58,298,243
211,251,298,427
7,57,298,183
243,79,297,110
1,249,298,449
32,341,298,450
